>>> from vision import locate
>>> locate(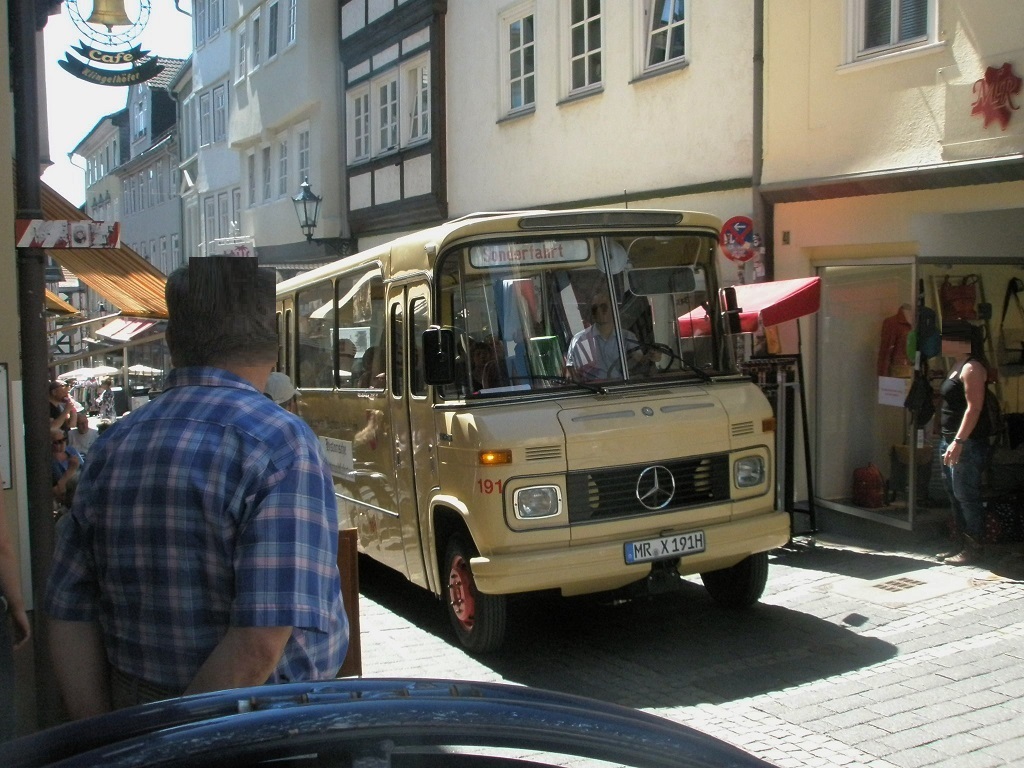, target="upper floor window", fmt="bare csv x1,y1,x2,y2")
207,0,223,39
267,1,280,59
406,62,430,142
298,129,311,182
251,10,262,70
644,0,686,70
199,91,213,146
236,27,248,81
213,84,228,142
378,77,399,153
350,89,370,161
133,96,146,137
568,0,602,93
262,146,273,201
278,138,289,196
195,0,207,46
847,0,936,62
502,6,535,115
287,0,297,45
347,58,431,163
